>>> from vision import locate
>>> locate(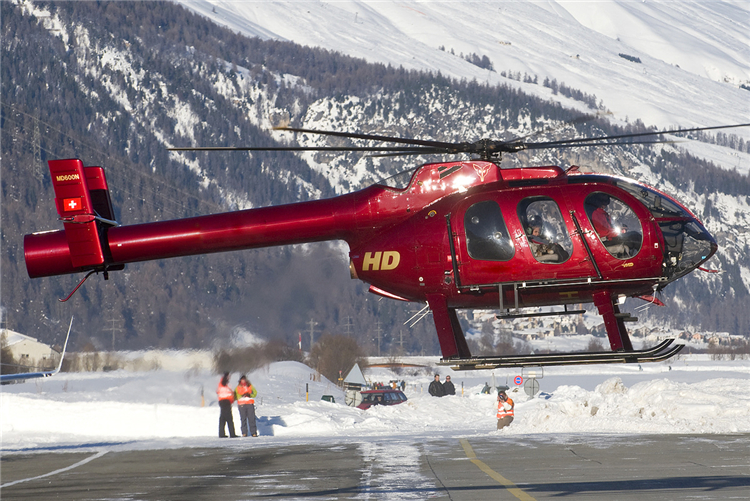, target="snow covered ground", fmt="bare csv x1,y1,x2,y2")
2,356,749,455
